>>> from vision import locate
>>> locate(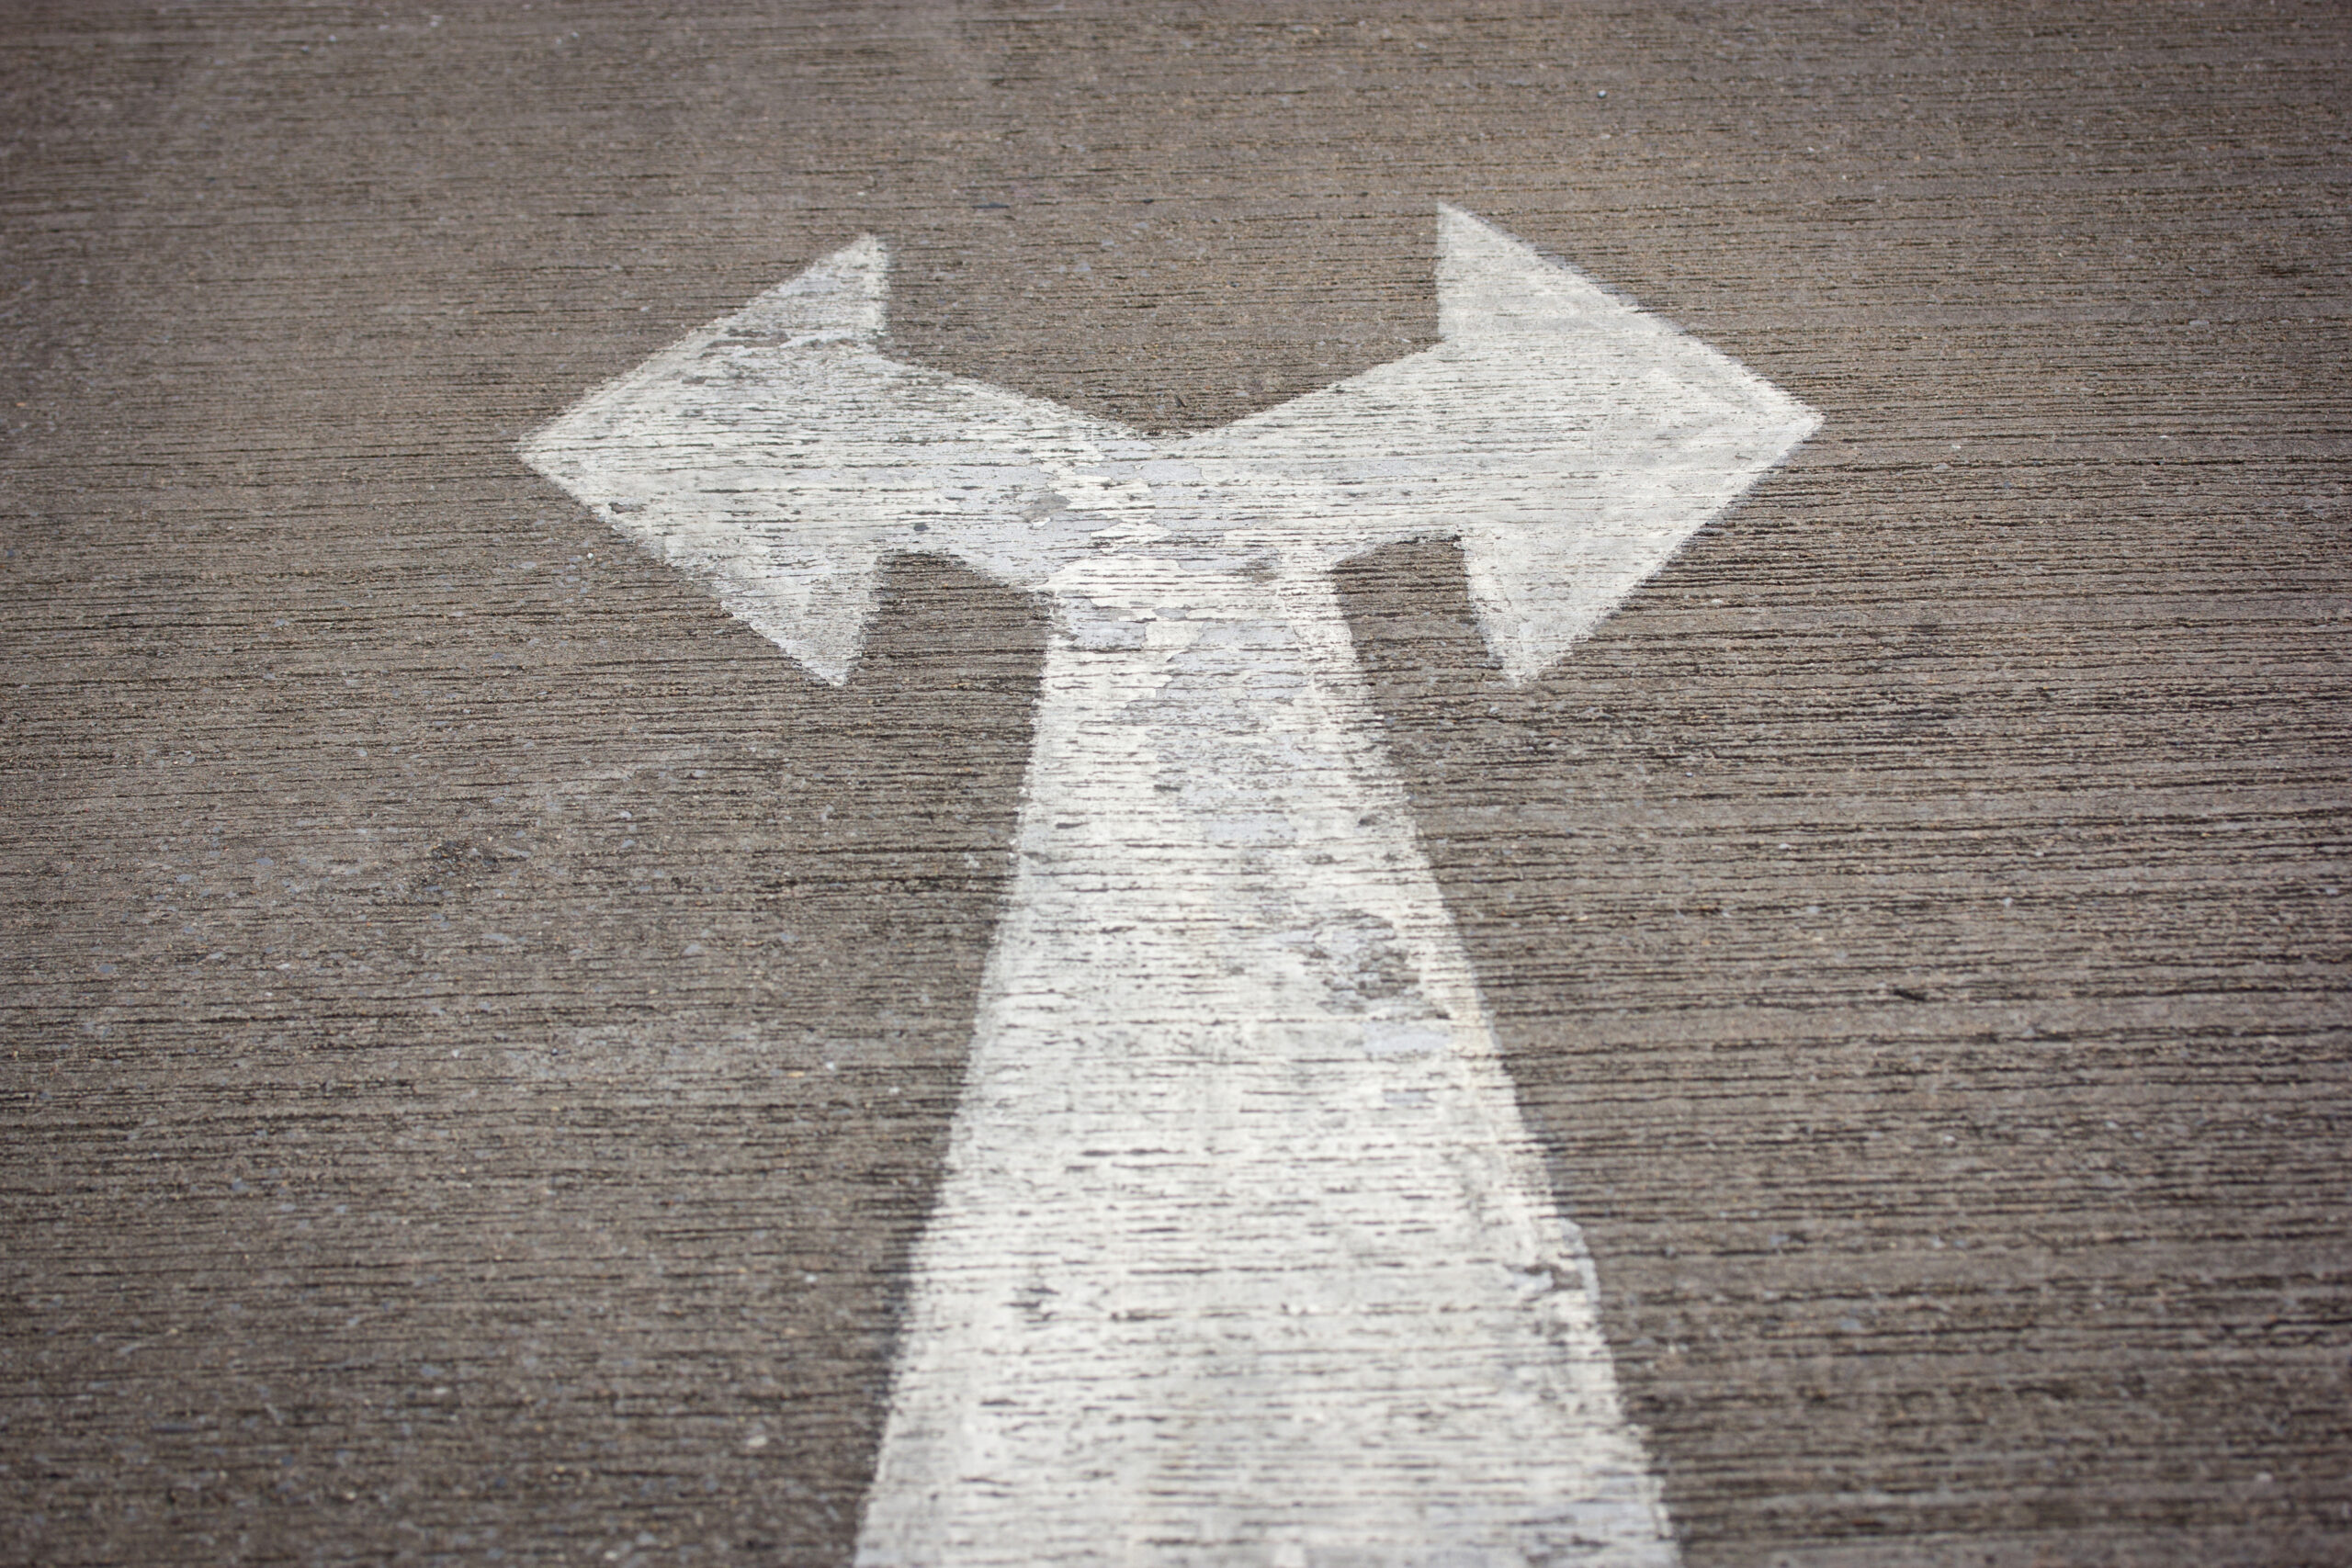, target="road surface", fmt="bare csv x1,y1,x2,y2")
2,4,2346,1565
